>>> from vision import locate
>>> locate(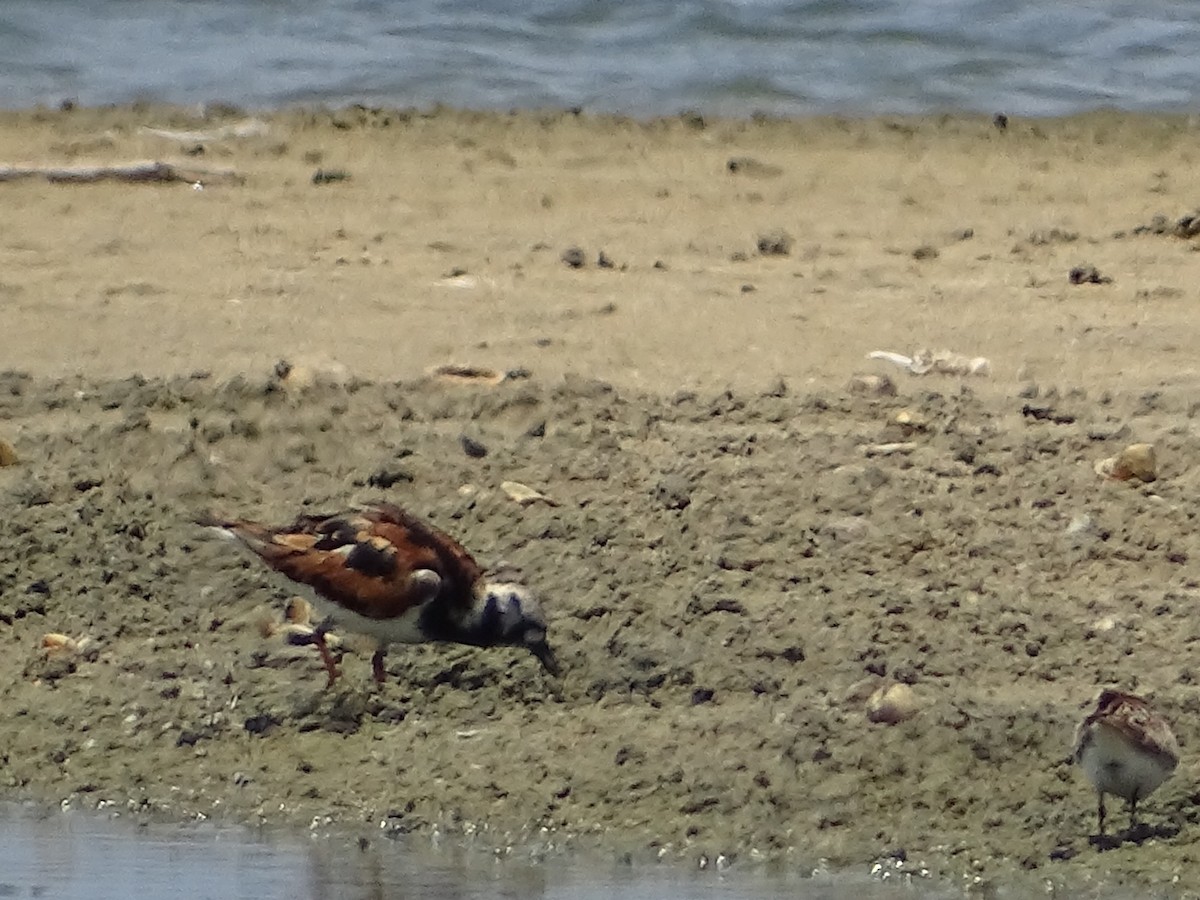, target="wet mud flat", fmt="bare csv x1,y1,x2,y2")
1,368,1200,893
